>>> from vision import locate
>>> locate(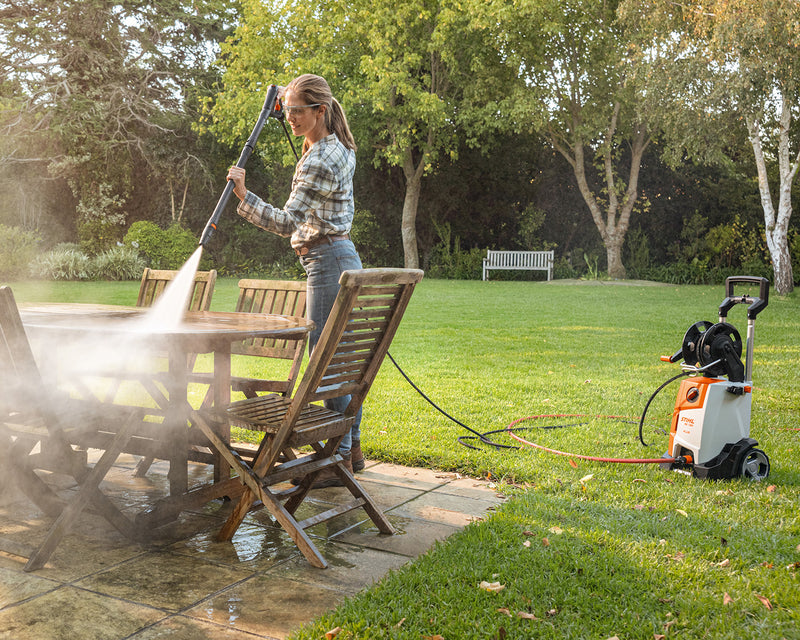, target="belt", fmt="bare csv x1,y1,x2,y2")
293,234,349,256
